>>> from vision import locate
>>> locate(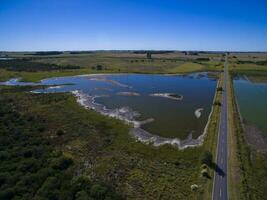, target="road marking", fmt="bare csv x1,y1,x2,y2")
212,56,228,200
